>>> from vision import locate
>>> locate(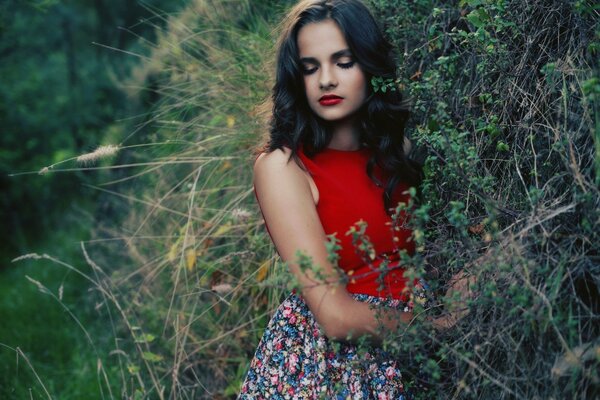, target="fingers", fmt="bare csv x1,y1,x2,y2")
431,315,455,331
